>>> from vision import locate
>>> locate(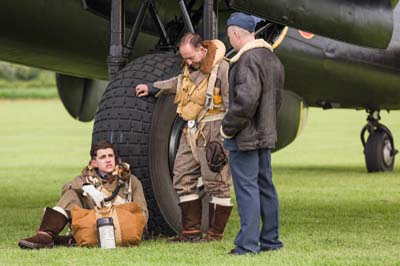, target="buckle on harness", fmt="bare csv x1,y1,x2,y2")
205,93,213,109
188,120,197,129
